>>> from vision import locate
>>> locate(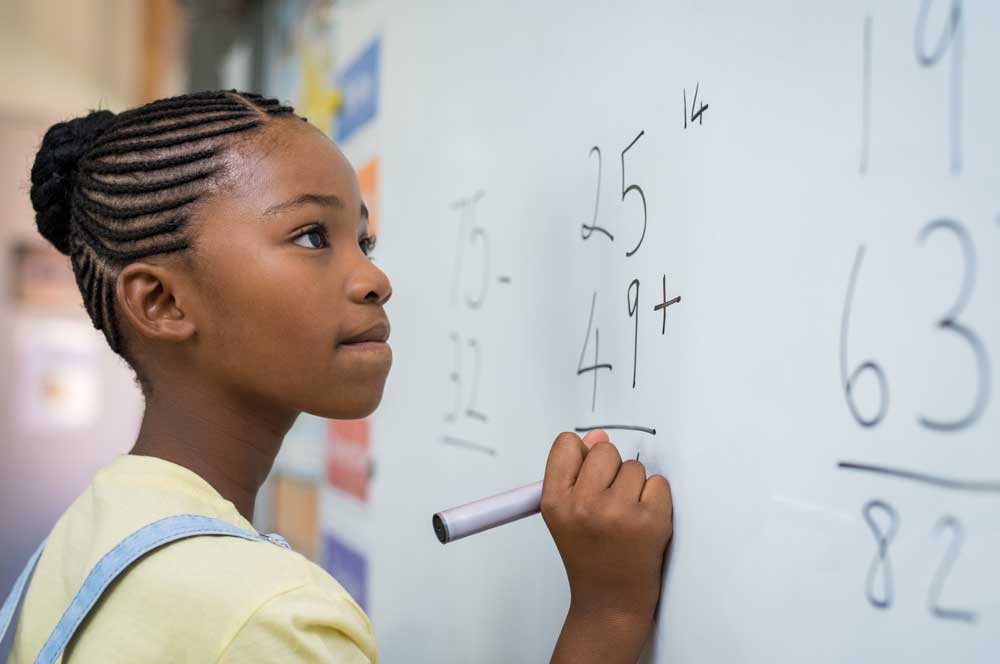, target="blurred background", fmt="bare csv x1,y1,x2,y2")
0,0,378,615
